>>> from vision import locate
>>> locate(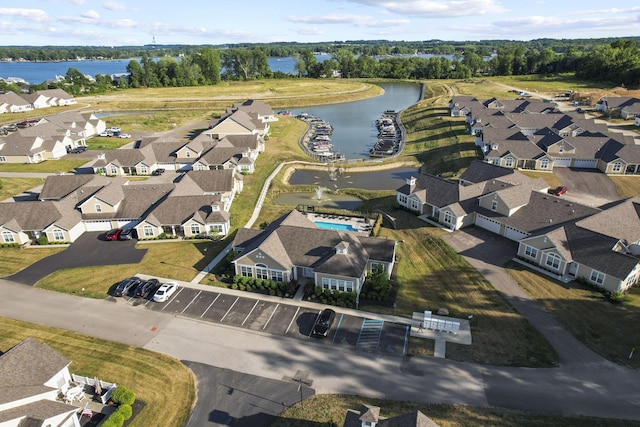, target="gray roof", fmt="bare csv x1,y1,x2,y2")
232,99,274,118
0,399,78,425
39,174,110,201
81,183,174,220
145,195,228,225
0,338,69,405
459,160,518,184
183,169,241,193
0,201,66,231
233,210,395,277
